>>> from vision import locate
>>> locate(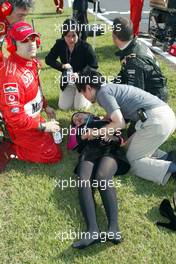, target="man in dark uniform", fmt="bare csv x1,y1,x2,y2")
72,0,88,41
112,17,168,137
92,0,105,13
112,17,168,102
72,0,104,41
